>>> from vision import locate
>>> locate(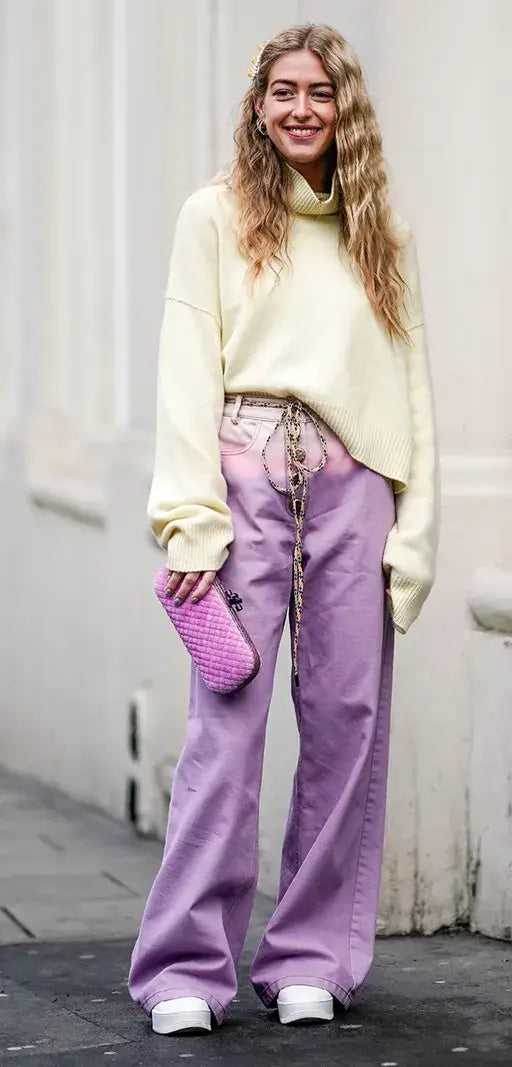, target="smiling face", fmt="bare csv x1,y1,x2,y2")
254,48,337,188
